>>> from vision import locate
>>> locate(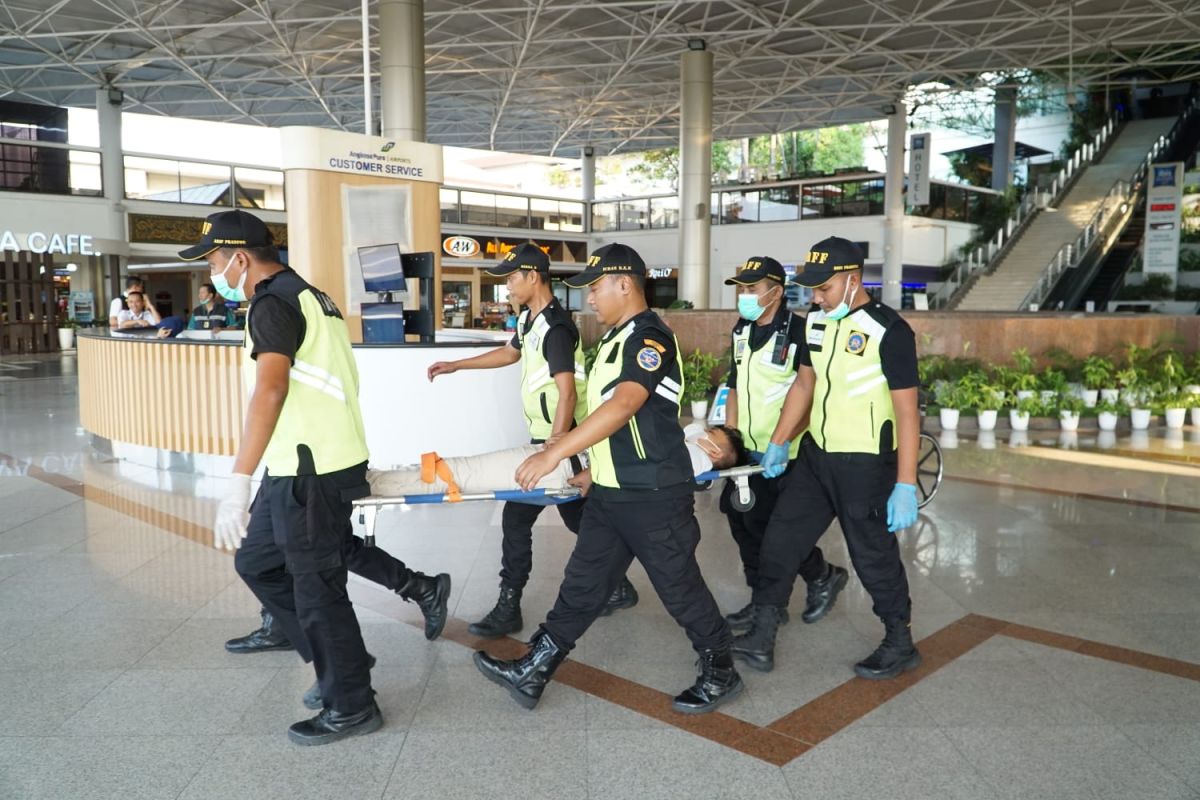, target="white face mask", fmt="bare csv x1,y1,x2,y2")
826,276,855,321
